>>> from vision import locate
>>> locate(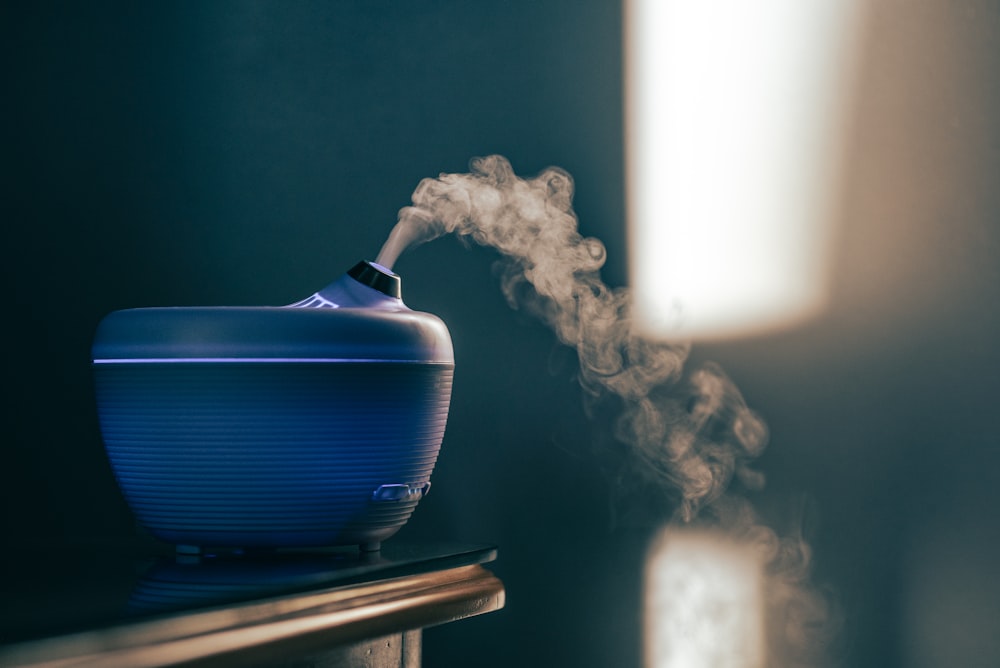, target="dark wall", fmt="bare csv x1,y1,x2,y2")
4,2,999,667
